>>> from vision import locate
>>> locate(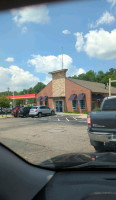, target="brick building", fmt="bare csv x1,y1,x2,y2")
36,69,116,113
